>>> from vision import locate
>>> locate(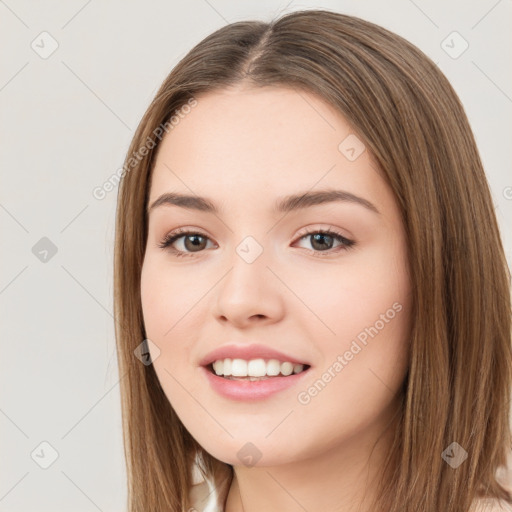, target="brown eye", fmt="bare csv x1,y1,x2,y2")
309,232,336,251
158,229,215,257
180,234,208,252
295,228,355,256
